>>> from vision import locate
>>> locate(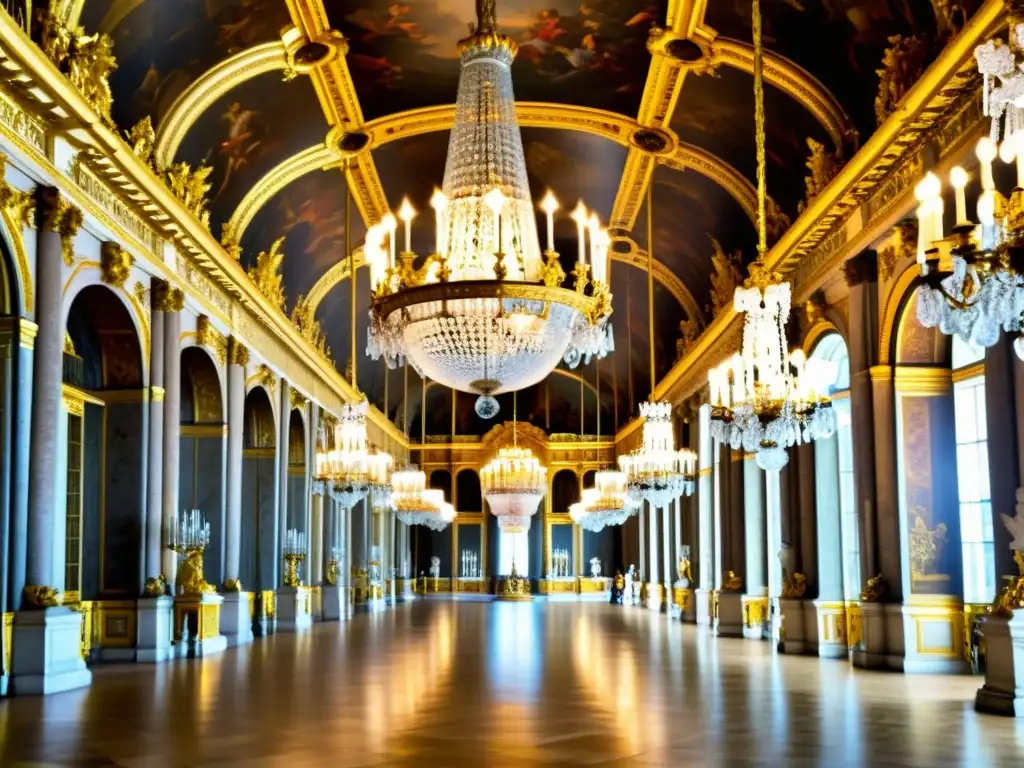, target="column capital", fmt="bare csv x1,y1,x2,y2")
151,279,185,313
227,336,249,367
842,250,878,287
36,186,82,266
151,386,165,402
869,364,893,382
0,316,38,353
